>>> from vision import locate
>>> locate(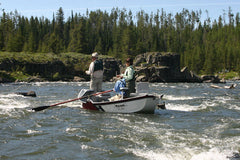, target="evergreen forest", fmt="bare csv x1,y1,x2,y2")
0,7,240,75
